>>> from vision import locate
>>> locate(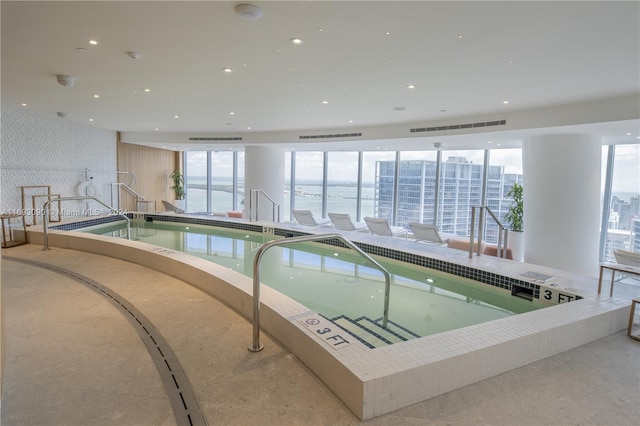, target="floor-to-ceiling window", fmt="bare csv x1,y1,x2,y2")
397,151,438,226
326,152,360,220
292,151,324,218
237,151,245,211
486,148,523,244
183,142,638,269
185,151,207,212
364,151,396,220
284,151,292,218
210,151,234,213
601,144,640,262
437,150,485,236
